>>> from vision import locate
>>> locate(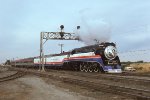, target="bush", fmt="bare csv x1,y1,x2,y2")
136,60,144,63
